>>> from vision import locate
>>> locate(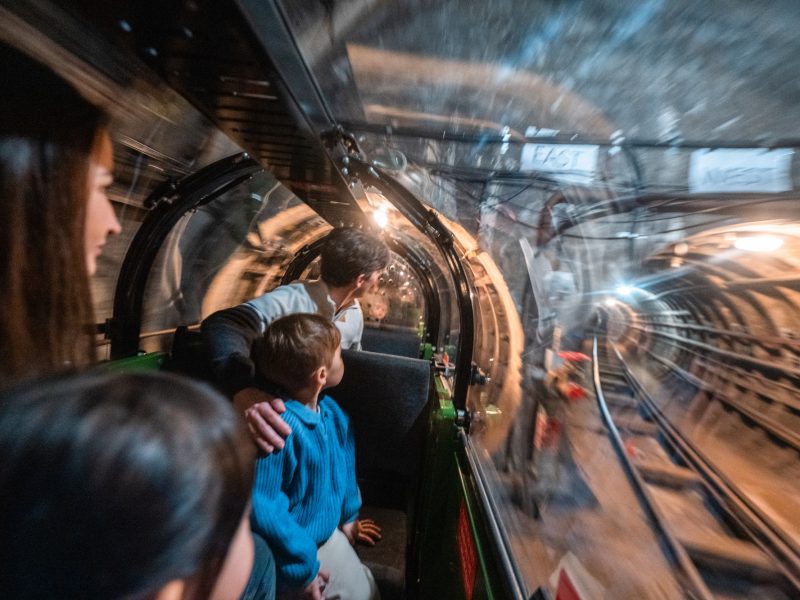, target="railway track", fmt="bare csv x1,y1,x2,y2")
592,337,800,599
641,347,800,452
